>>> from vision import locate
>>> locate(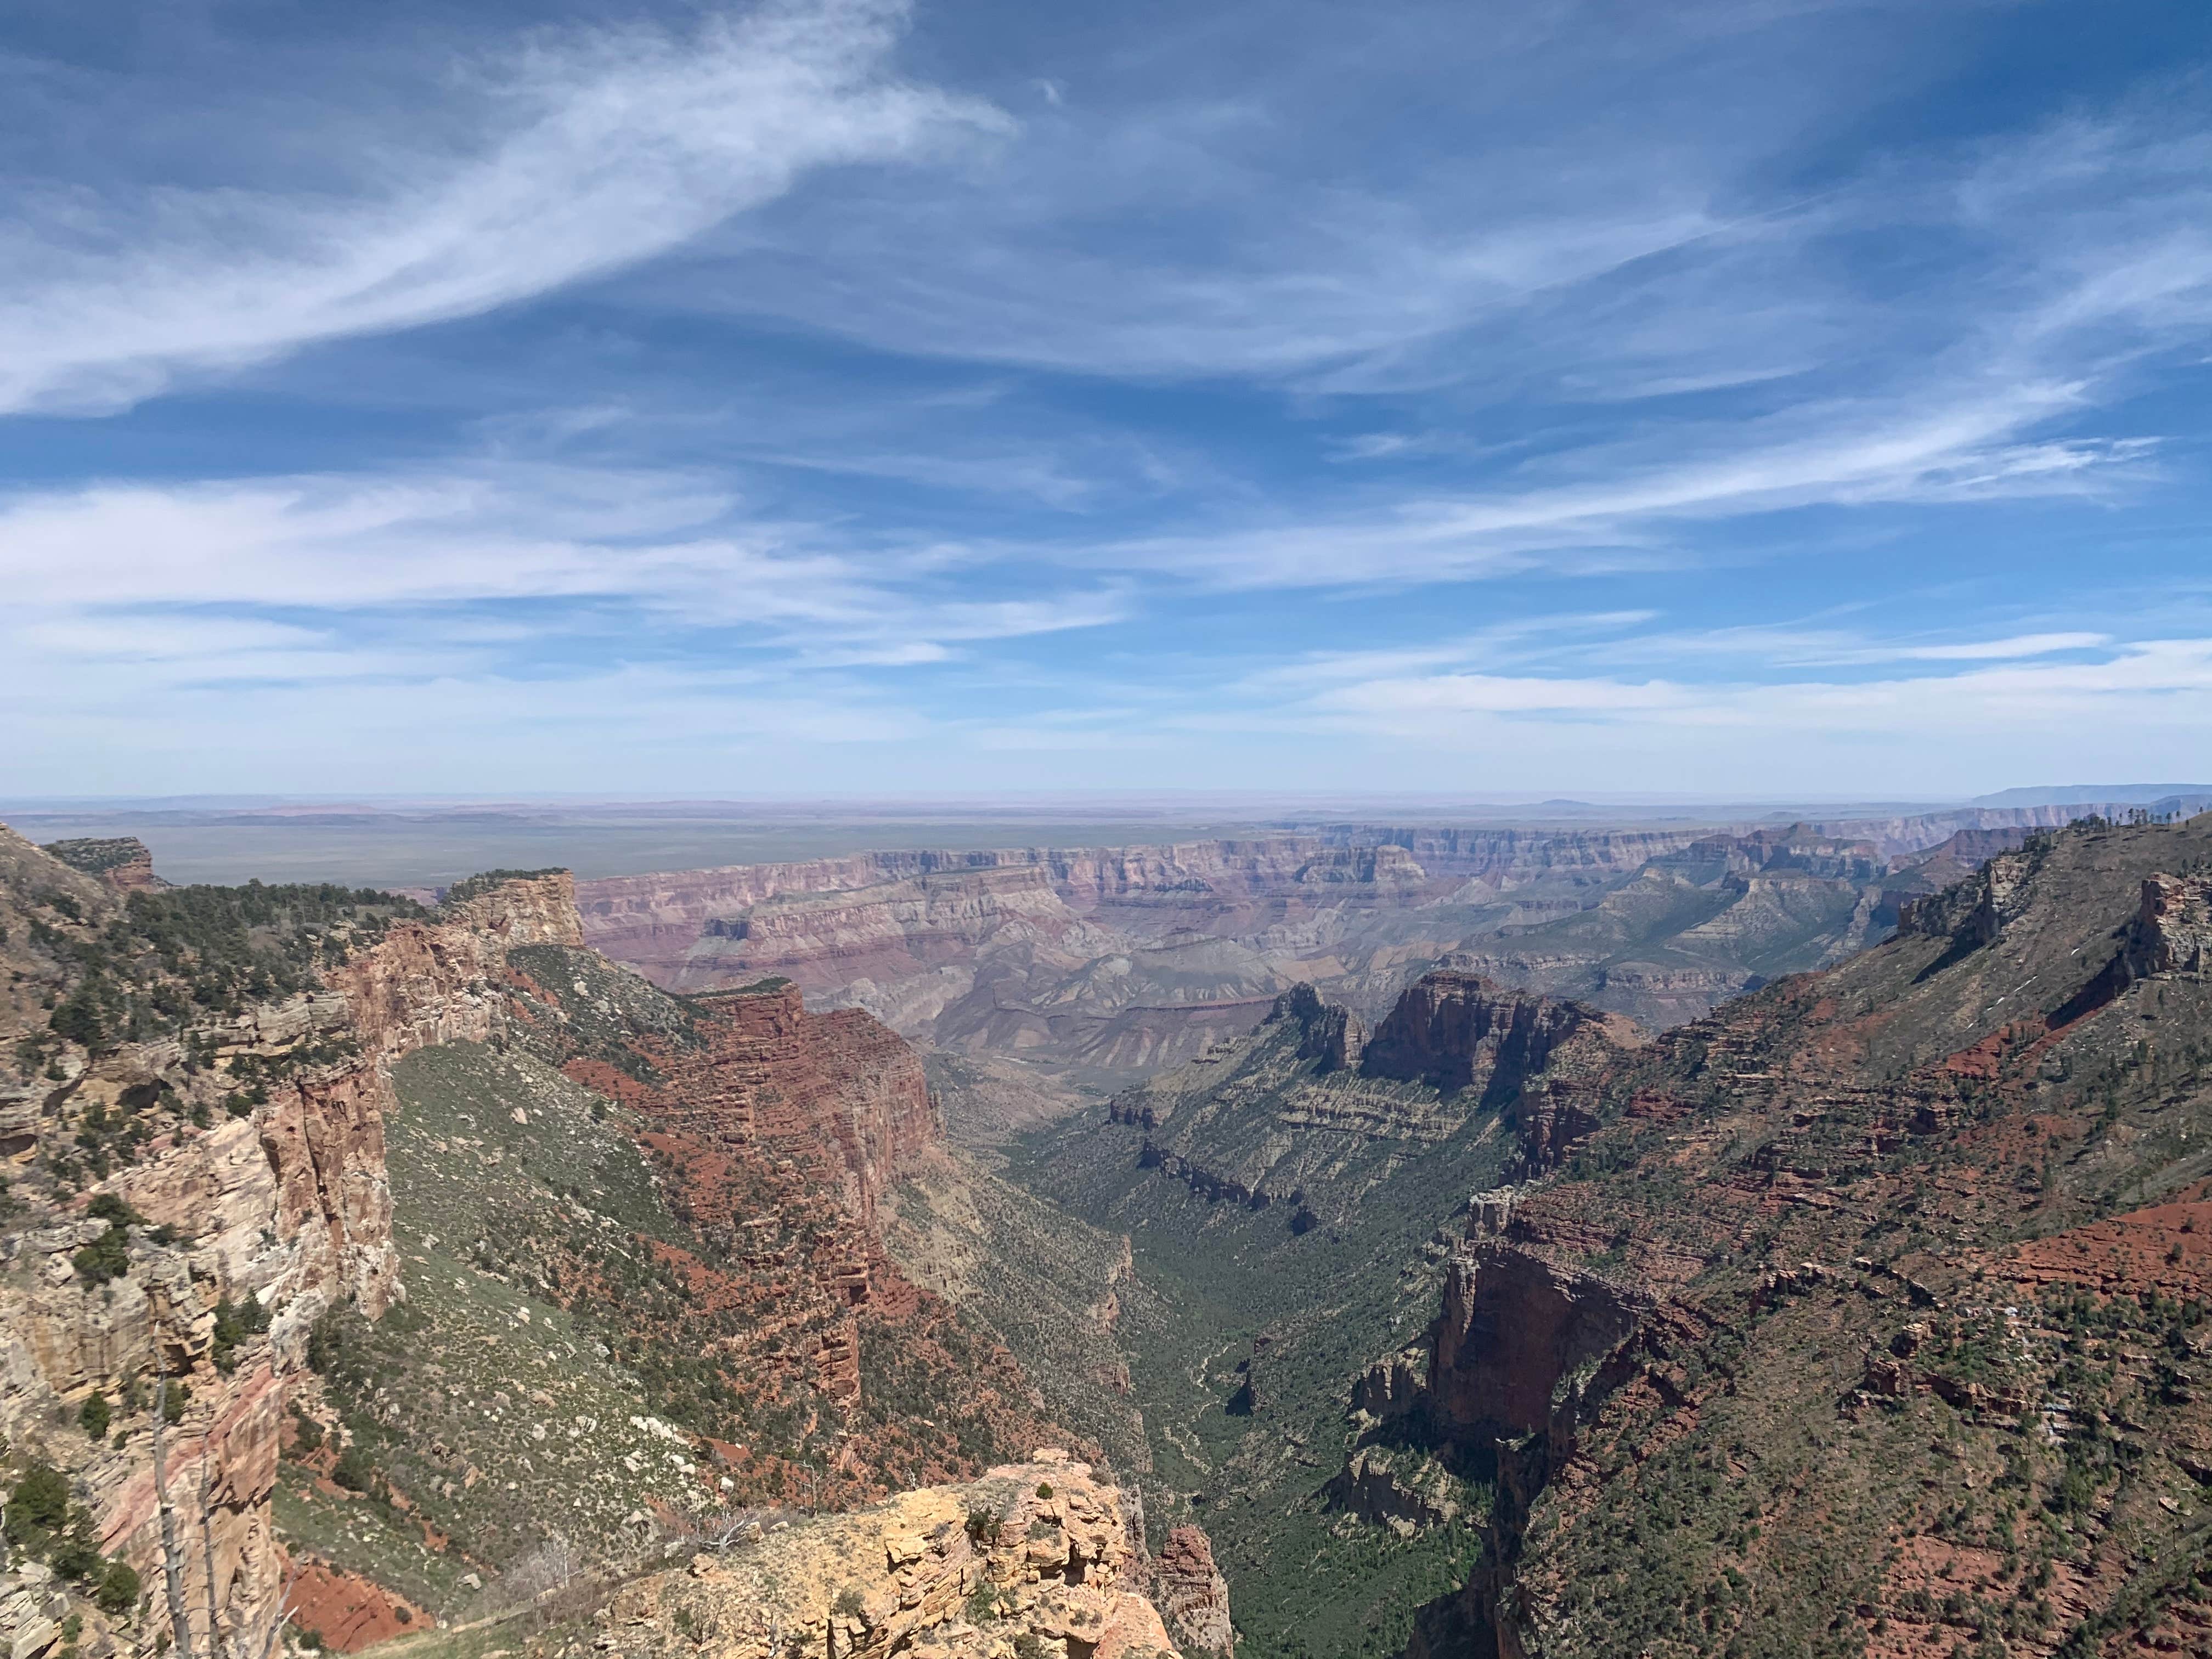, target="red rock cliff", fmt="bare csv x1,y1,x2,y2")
1360,970,1634,1101
0,850,583,1656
